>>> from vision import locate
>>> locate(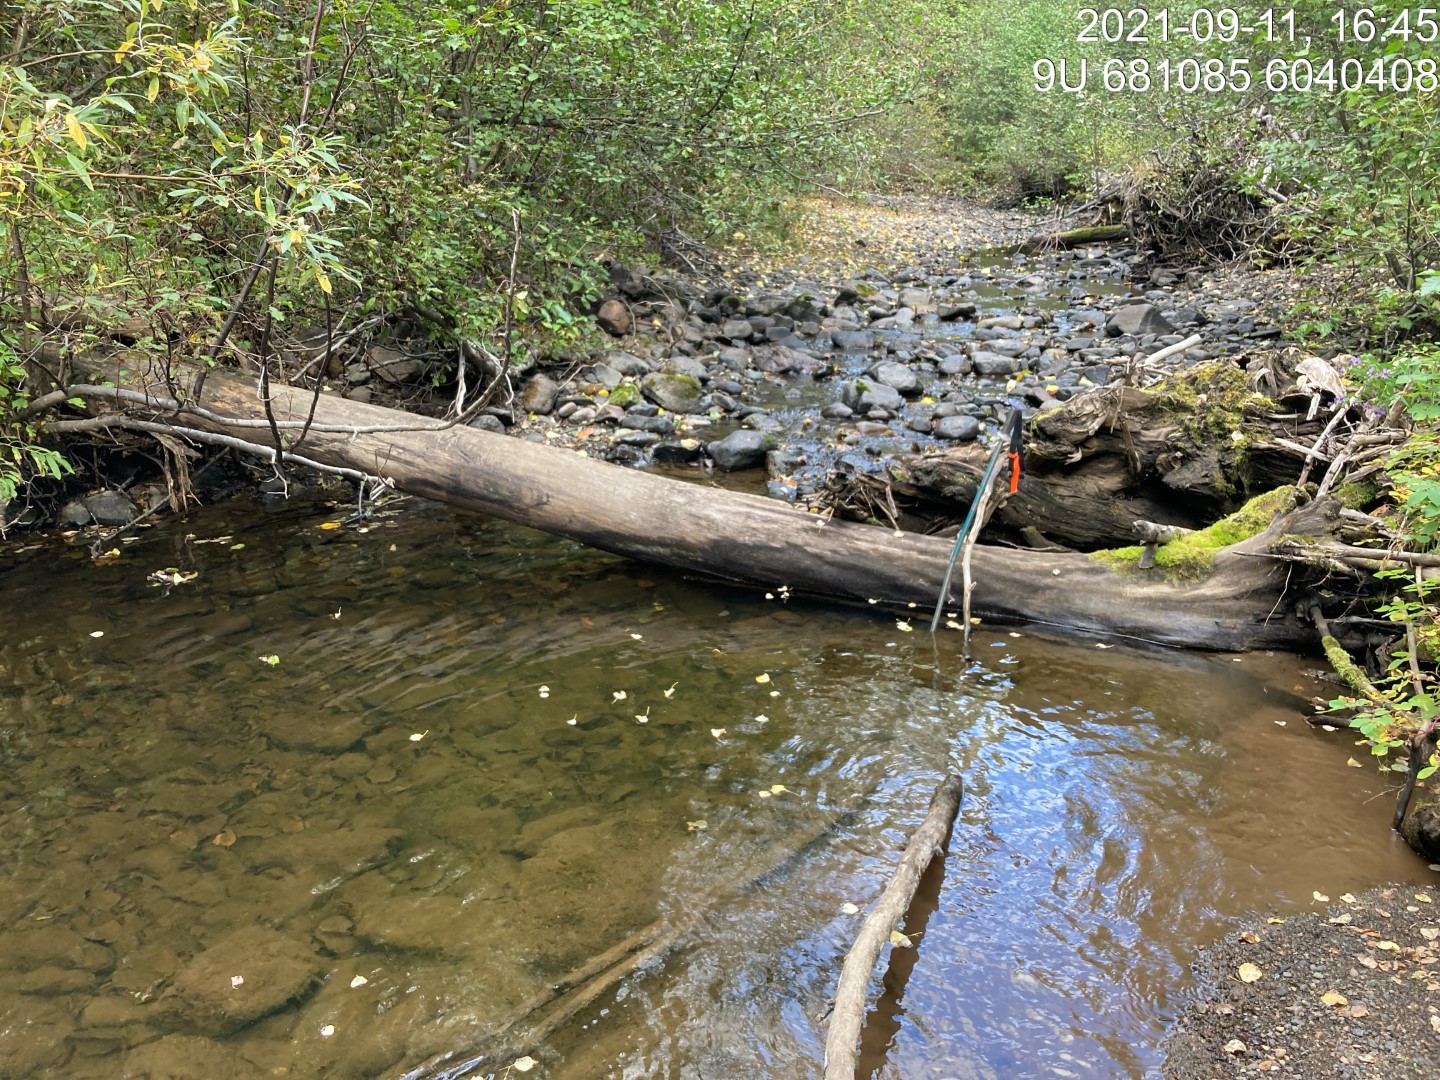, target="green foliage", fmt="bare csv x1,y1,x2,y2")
0,341,72,505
